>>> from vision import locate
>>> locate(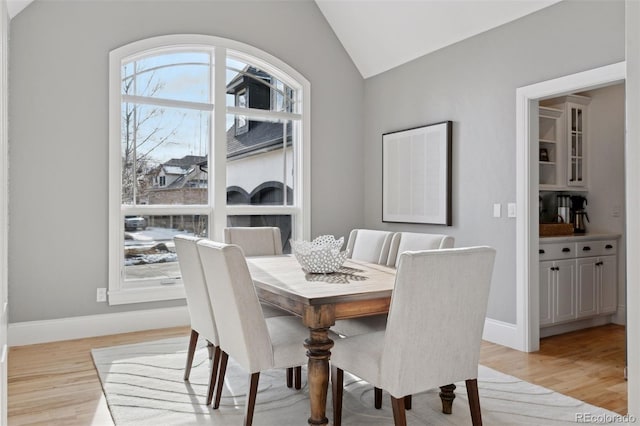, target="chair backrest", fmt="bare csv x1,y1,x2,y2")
174,235,219,345
346,229,394,264
380,246,496,397
386,232,455,267
223,227,283,256
196,239,273,373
